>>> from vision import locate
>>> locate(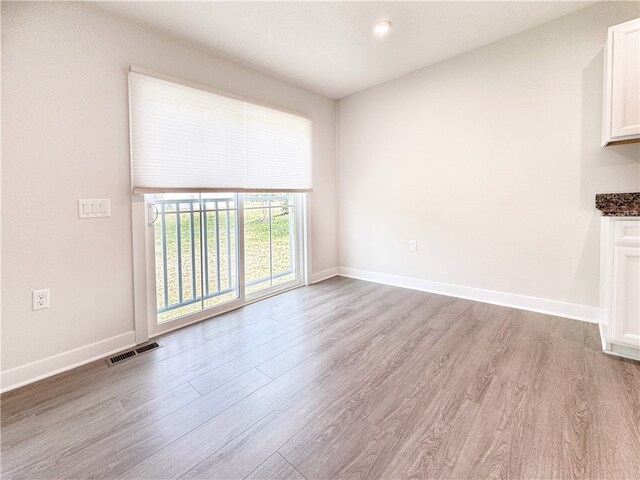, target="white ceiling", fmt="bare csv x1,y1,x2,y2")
96,1,594,99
